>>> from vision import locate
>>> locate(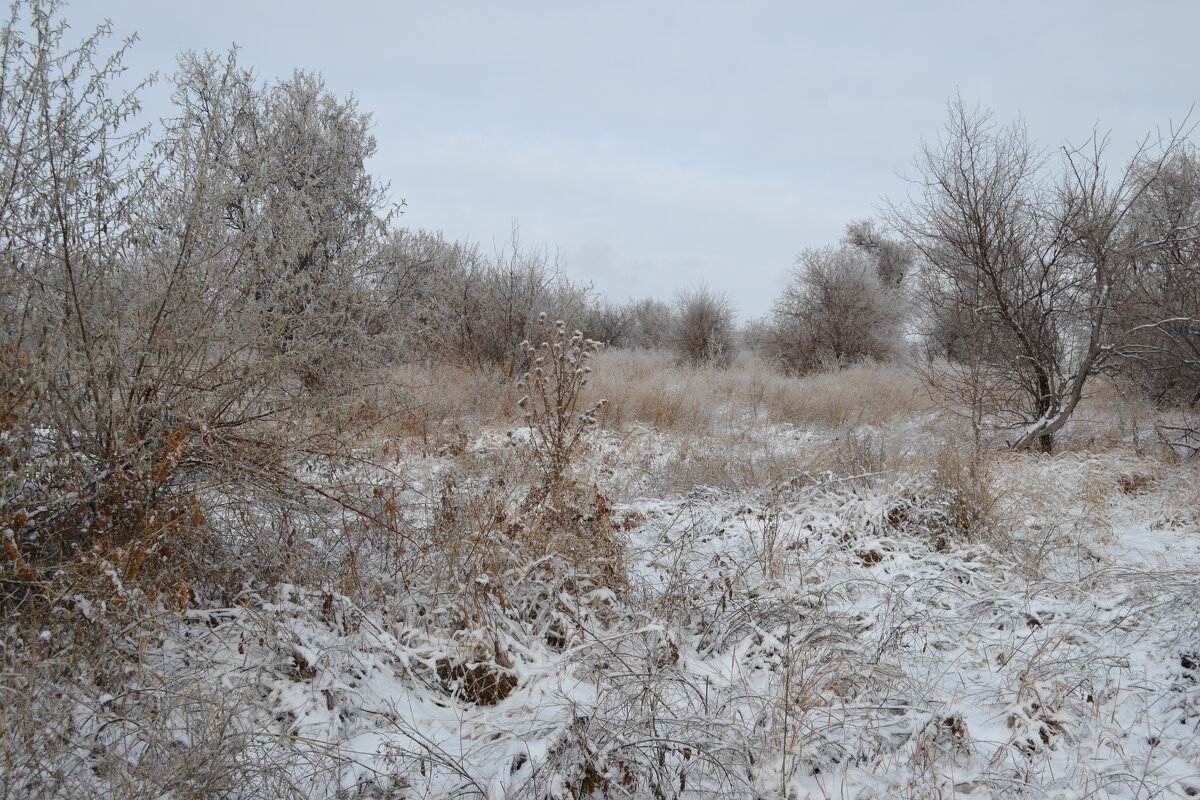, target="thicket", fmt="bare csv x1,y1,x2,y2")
0,3,615,601
0,3,415,600
3,3,1197,612
379,227,593,374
